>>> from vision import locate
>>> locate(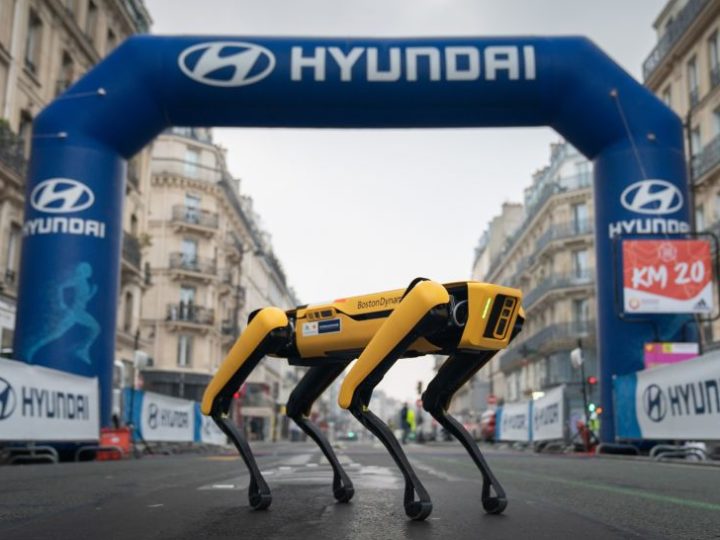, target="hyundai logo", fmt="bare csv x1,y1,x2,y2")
620,180,683,215
0,377,16,420
642,384,667,423
178,41,275,87
30,178,94,214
